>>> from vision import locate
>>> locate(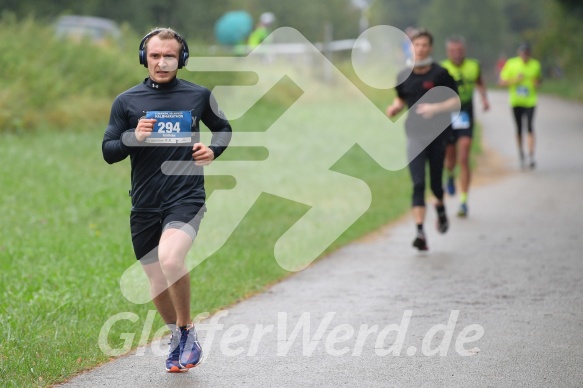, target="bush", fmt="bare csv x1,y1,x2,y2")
0,15,246,133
